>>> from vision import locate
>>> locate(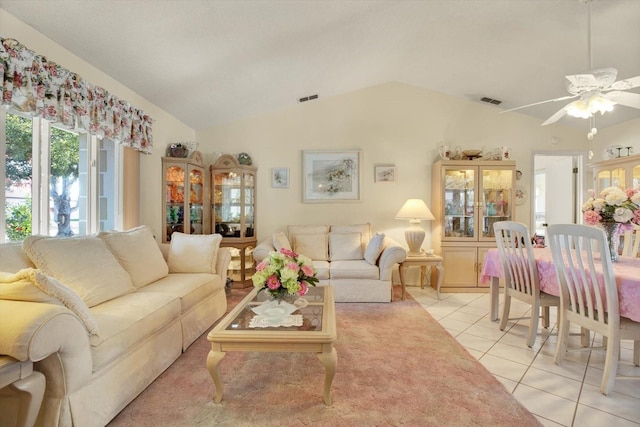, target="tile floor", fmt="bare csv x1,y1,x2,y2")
405,286,640,427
